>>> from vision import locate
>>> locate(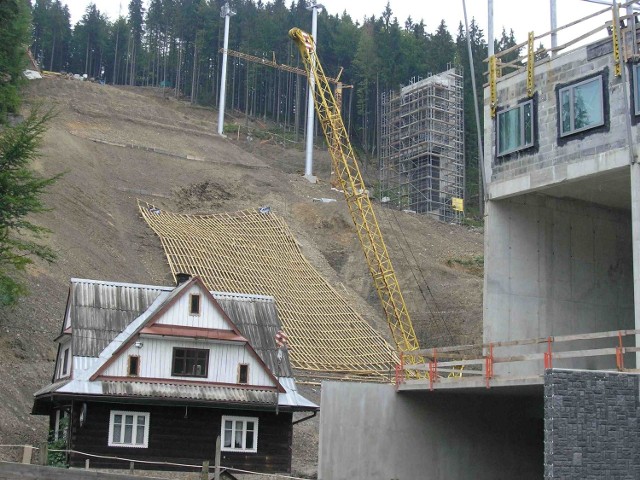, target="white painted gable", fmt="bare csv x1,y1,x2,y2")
94,279,279,388
155,283,232,331
101,337,277,387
